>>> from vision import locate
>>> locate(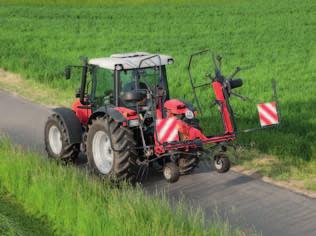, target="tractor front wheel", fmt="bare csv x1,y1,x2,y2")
86,117,137,183
213,153,231,173
44,113,79,162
